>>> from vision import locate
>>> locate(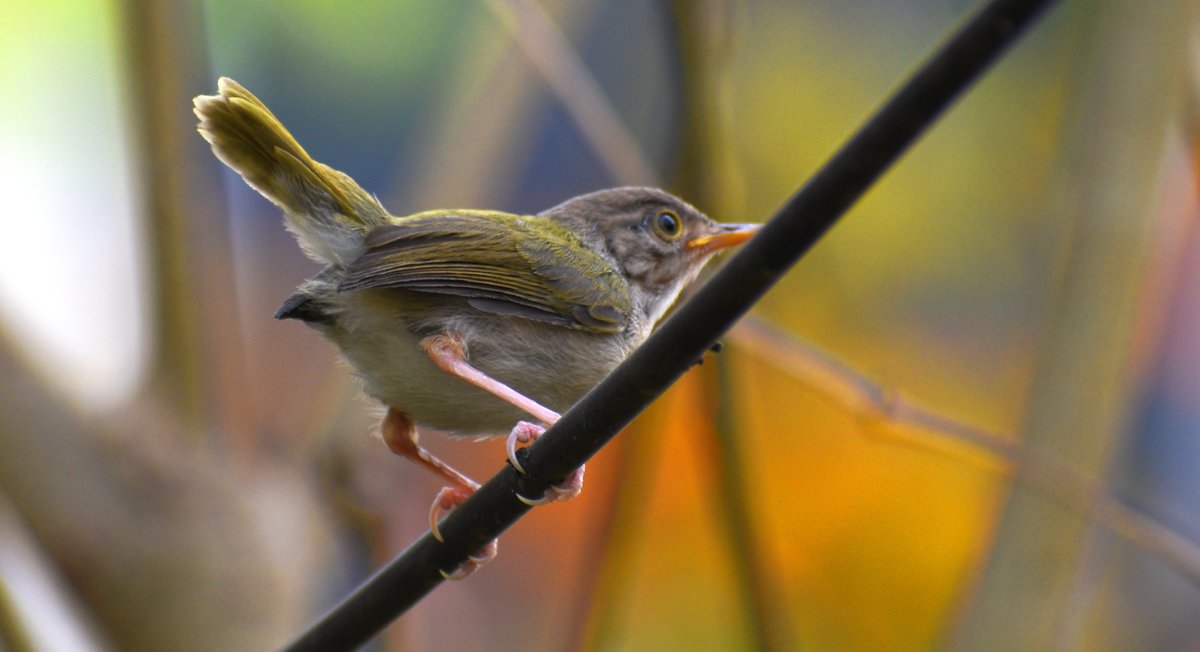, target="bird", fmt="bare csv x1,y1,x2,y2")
194,77,758,576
